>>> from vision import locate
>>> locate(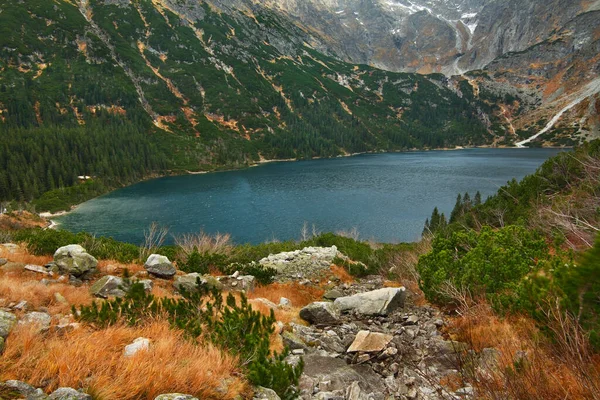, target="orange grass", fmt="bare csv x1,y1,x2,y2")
329,264,353,283
0,272,93,314
448,302,600,399
249,282,324,308
0,245,52,266
0,322,248,400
